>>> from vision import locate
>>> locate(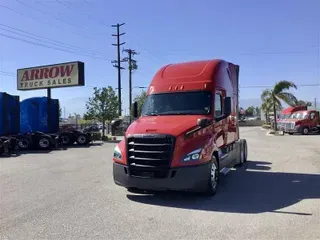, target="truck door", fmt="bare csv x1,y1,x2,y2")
309,111,319,130
214,91,224,149
214,90,231,169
